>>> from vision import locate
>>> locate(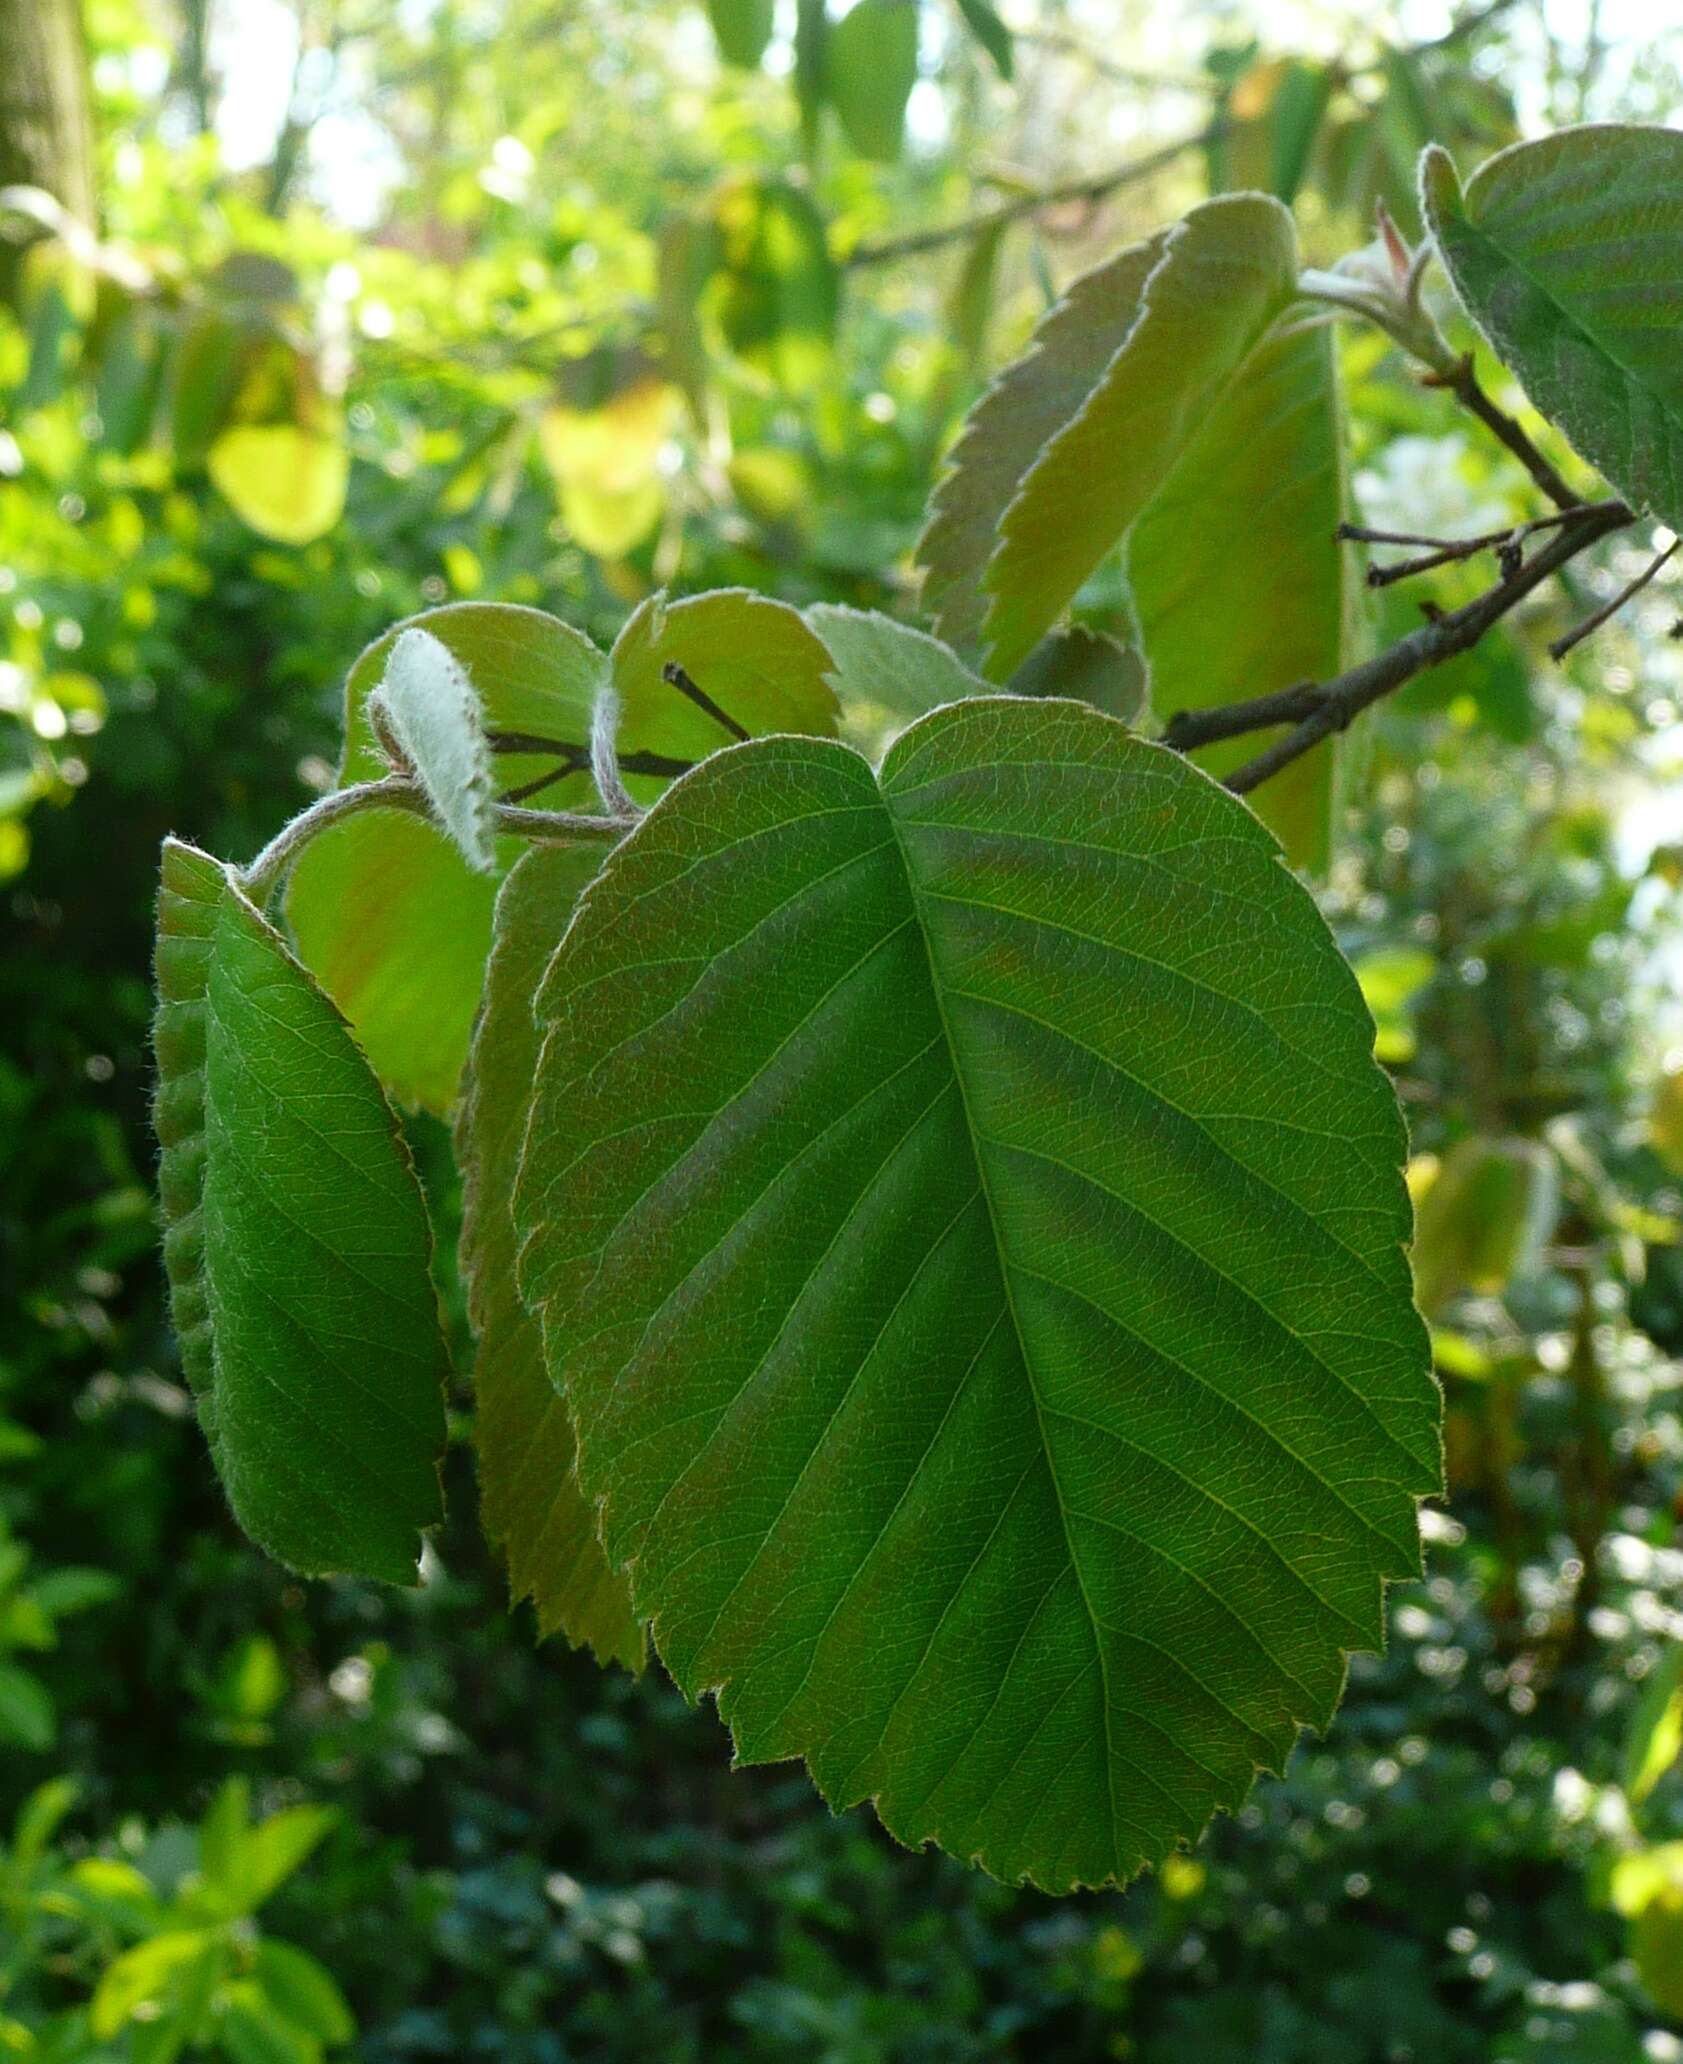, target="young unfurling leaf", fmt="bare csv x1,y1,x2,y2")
369,627,497,875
